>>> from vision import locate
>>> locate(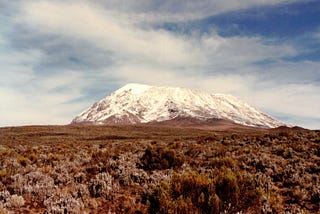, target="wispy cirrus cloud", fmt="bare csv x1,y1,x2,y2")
19,1,204,67
87,0,307,22
17,1,298,72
